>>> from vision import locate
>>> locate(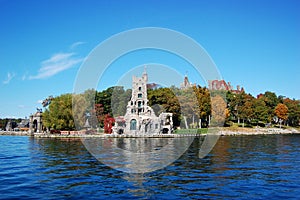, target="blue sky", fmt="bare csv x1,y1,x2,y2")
0,0,299,118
